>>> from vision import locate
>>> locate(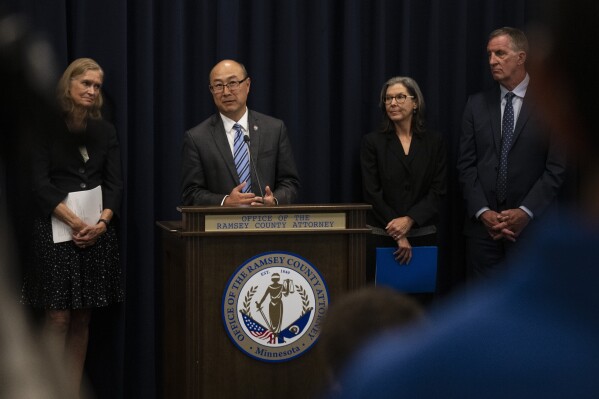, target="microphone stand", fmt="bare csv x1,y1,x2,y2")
243,135,265,202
